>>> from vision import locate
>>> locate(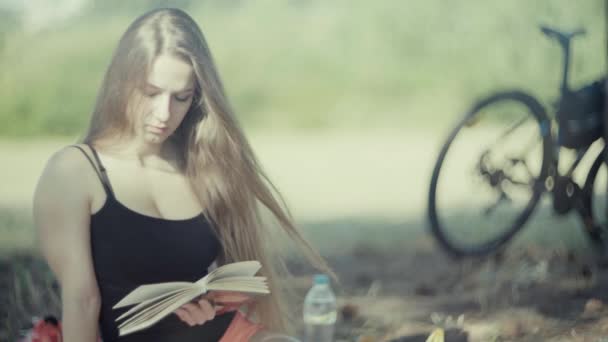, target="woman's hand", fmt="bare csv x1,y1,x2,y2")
209,291,254,314
209,291,252,307
173,297,219,326
173,292,253,326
